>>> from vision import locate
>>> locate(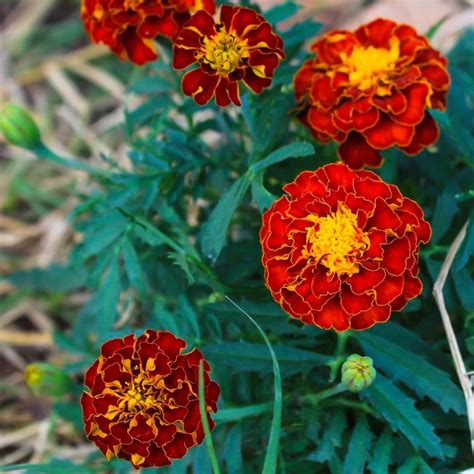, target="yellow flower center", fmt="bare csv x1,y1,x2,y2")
304,203,370,277
338,37,400,94
202,29,248,75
